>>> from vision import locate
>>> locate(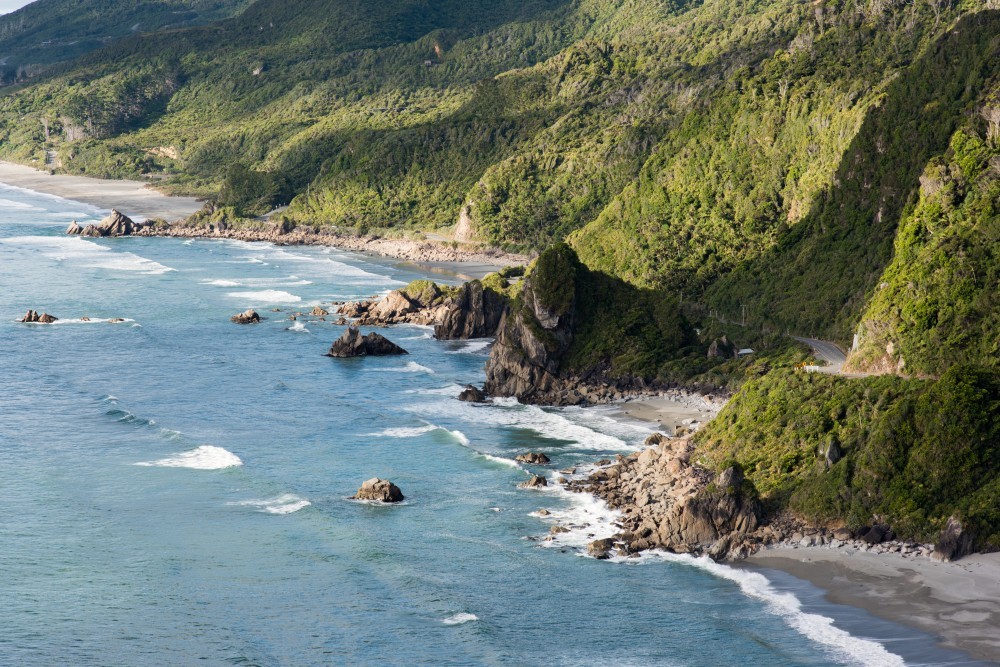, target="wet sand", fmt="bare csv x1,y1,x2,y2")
0,161,203,221
747,547,1000,662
